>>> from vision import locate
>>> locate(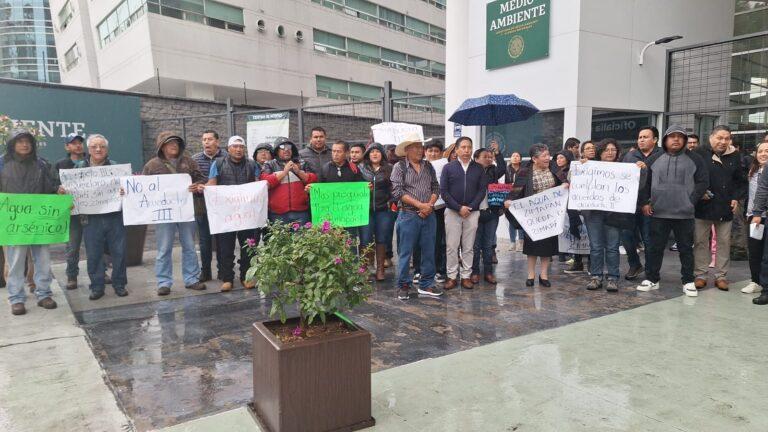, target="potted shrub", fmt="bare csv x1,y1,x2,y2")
246,220,375,432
